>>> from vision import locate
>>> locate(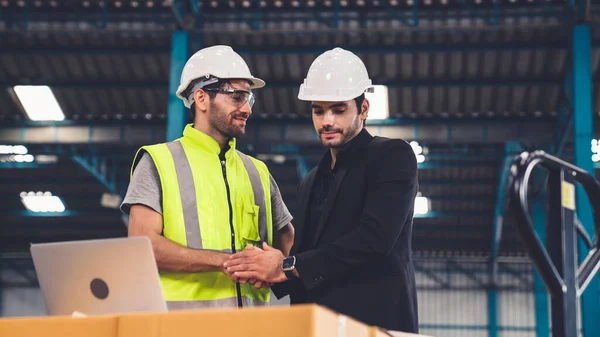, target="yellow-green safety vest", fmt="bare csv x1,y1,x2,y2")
130,124,273,310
